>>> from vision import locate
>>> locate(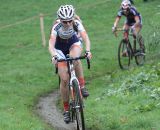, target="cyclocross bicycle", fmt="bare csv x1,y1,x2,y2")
56,54,90,130
114,28,145,69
